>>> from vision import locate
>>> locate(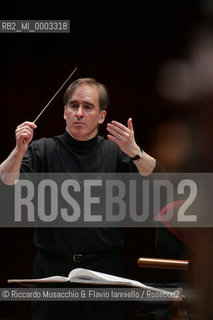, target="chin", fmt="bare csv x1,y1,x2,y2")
71,130,87,140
